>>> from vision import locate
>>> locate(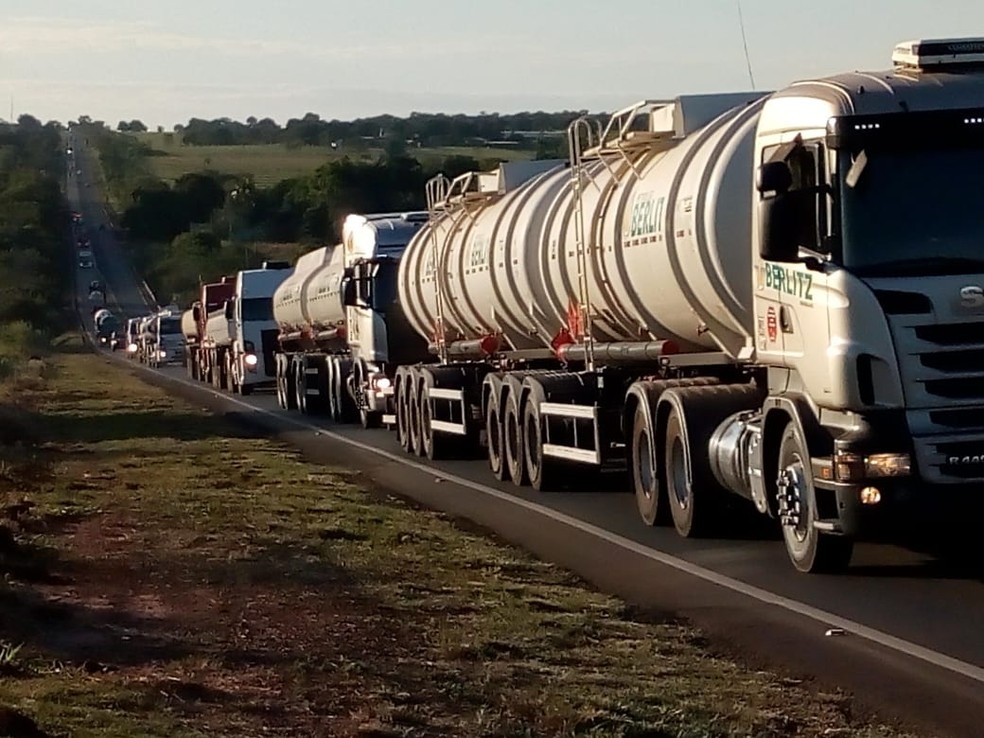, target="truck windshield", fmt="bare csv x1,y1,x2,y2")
840,147,984,276
241,298,273,321
159,318,181,334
